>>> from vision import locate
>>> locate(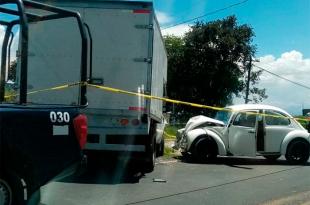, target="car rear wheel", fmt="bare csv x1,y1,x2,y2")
193,137,218,162
285,139,310,164
0,179,11,205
